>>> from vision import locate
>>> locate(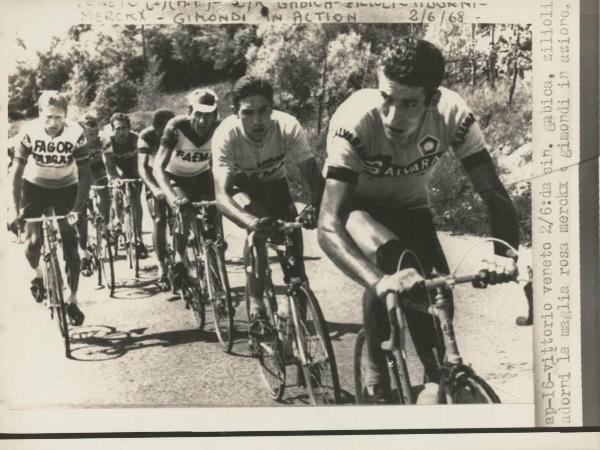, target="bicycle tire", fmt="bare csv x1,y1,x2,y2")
292,285,340,405
252,277,286,401
93,220,104,287
353,328,409,404
445,370,501,404
206,245,234,353
184,275,206,332
130,187,140,278
49,254,70,358
105,226,116,297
